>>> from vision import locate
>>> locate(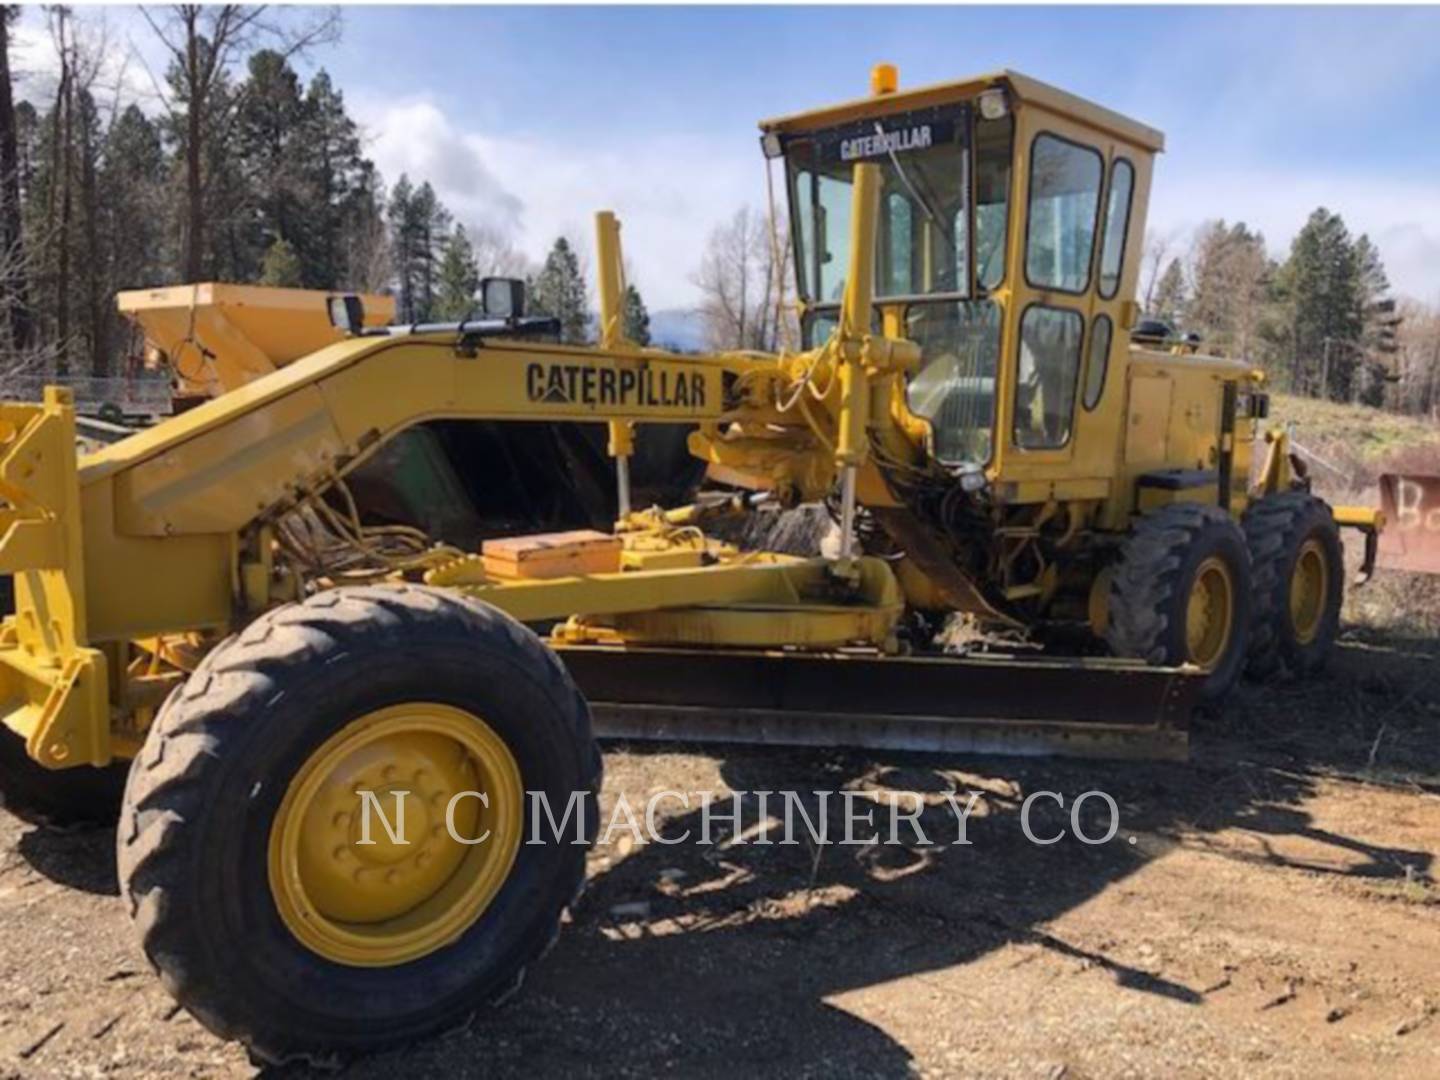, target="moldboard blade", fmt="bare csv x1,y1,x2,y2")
555,646,1199,761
